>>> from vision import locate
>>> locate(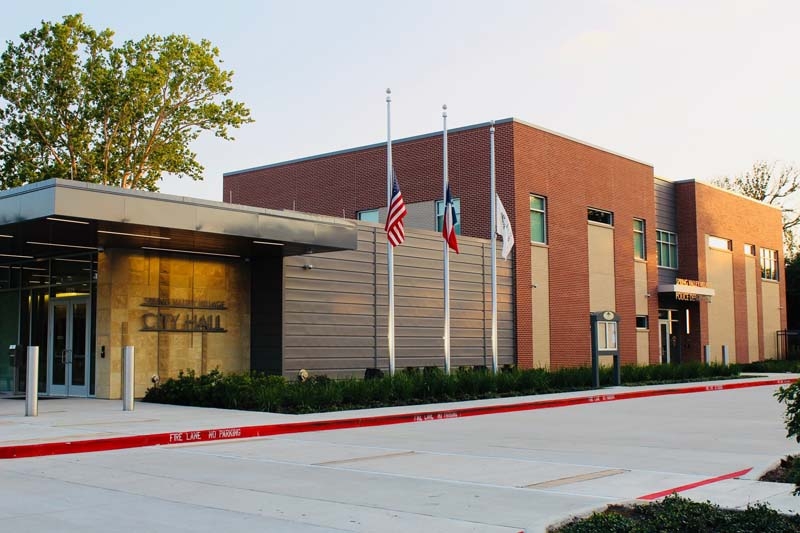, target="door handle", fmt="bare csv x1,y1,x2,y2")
64,349,73,364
